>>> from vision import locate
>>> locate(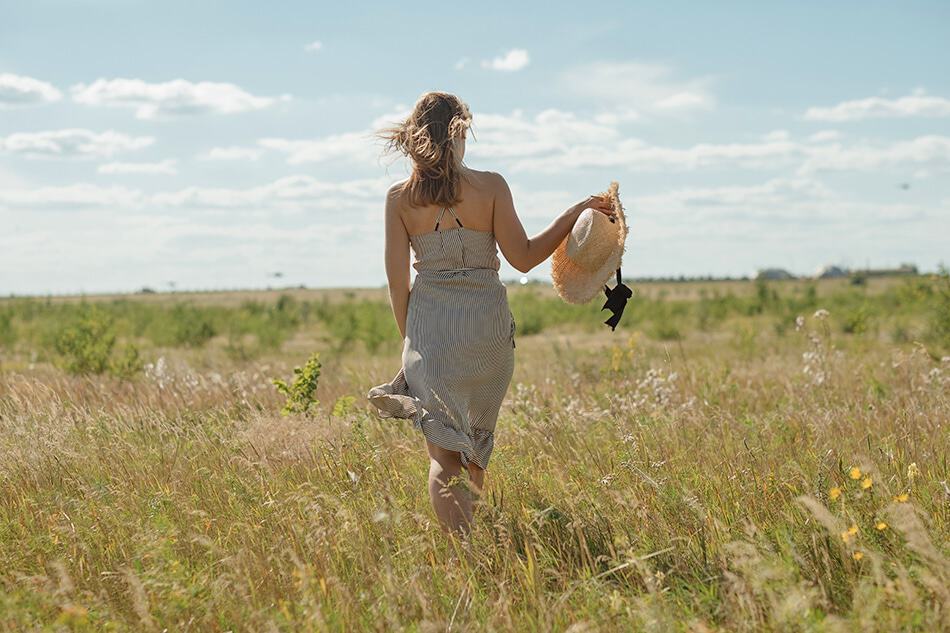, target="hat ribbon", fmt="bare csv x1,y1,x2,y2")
602,267,633,331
